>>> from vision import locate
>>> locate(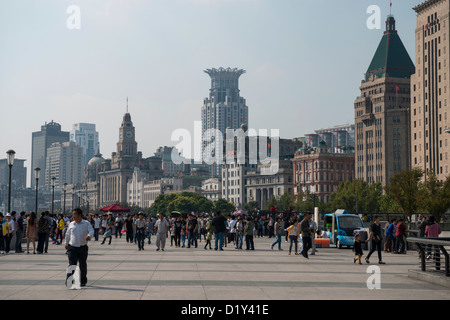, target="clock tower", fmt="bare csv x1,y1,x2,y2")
117,112,137,156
